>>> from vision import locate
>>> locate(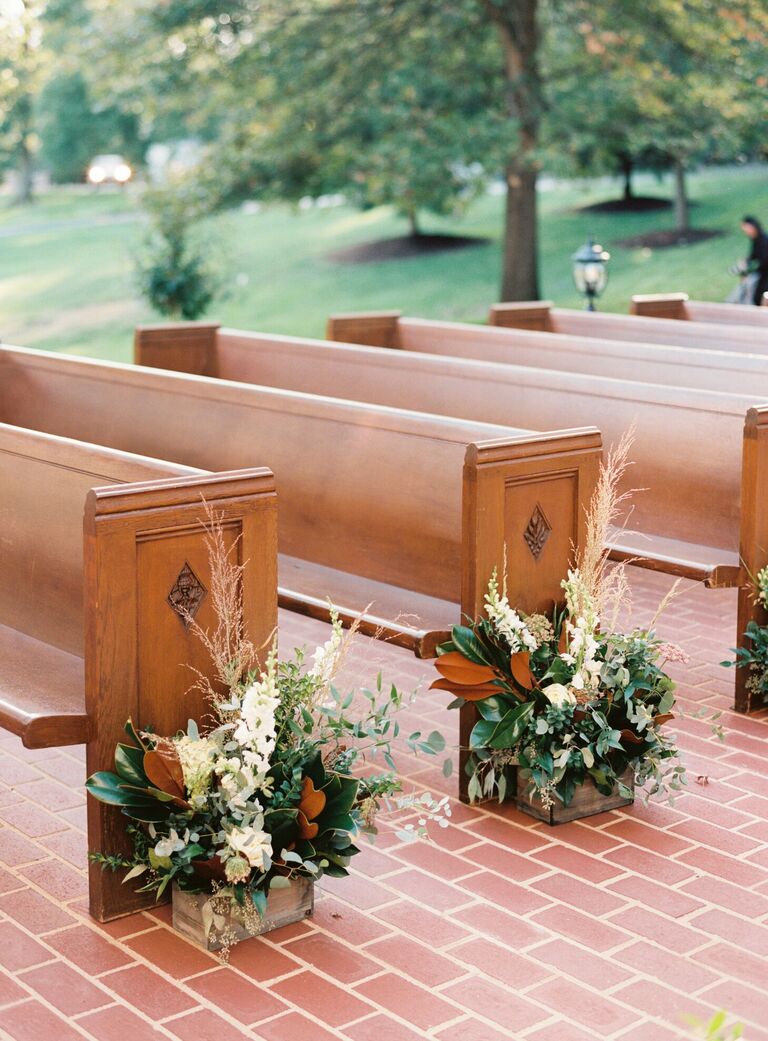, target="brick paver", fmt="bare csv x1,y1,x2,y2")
0,571,763,1039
